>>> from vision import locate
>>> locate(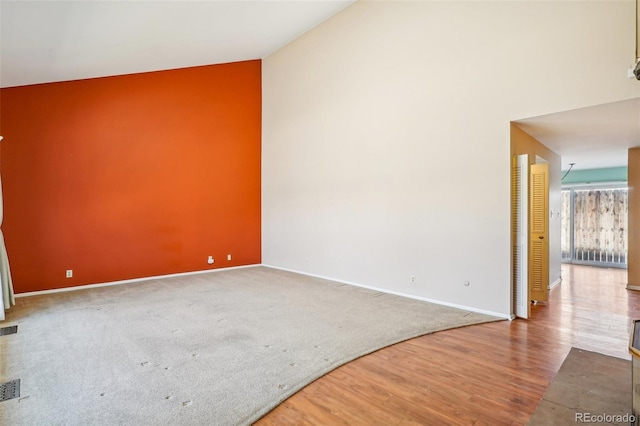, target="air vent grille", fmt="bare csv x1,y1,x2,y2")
0,325,18,336
0,379,20,402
